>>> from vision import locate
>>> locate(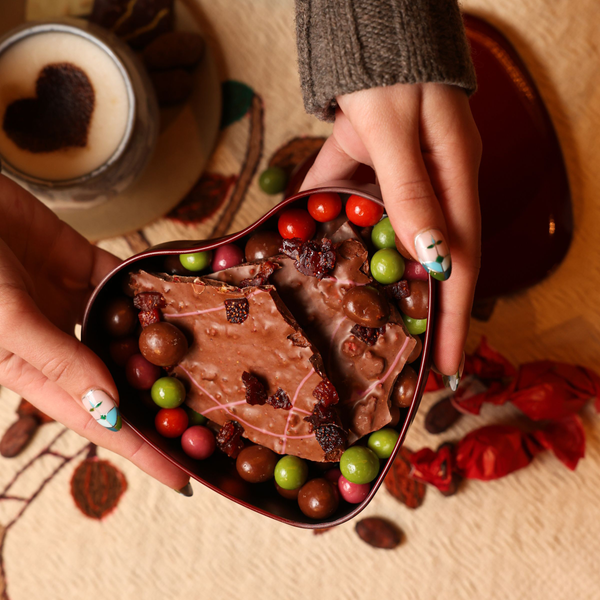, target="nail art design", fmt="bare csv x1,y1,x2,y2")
443,353,465,392
176,482,193,497
82,389,122,431
414,229,452,281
